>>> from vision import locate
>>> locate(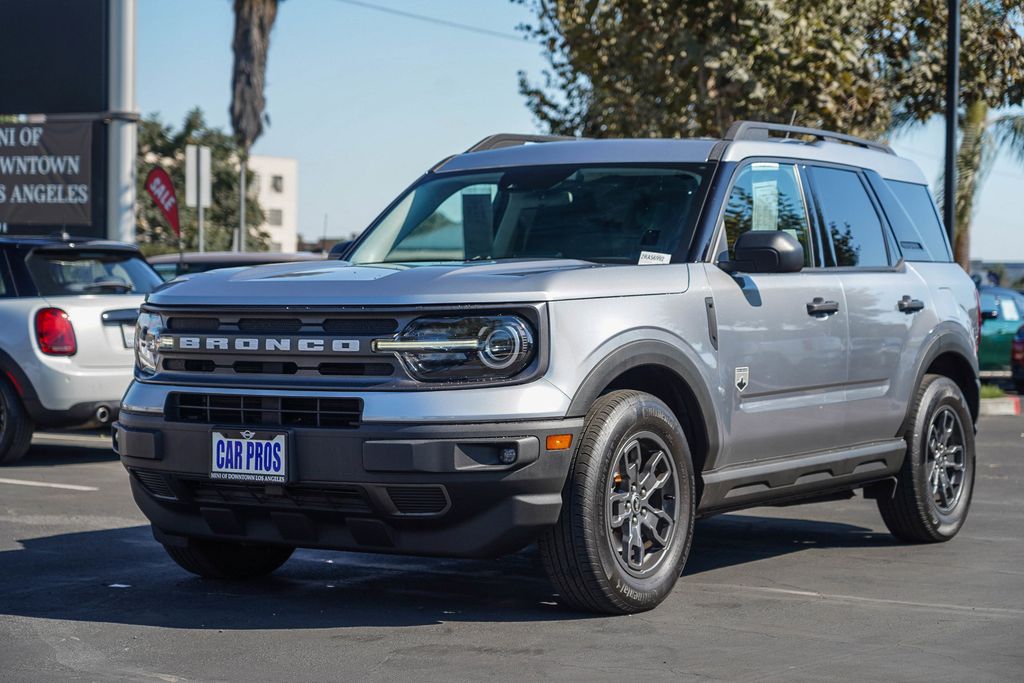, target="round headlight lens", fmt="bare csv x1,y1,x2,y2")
480,323,525,370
